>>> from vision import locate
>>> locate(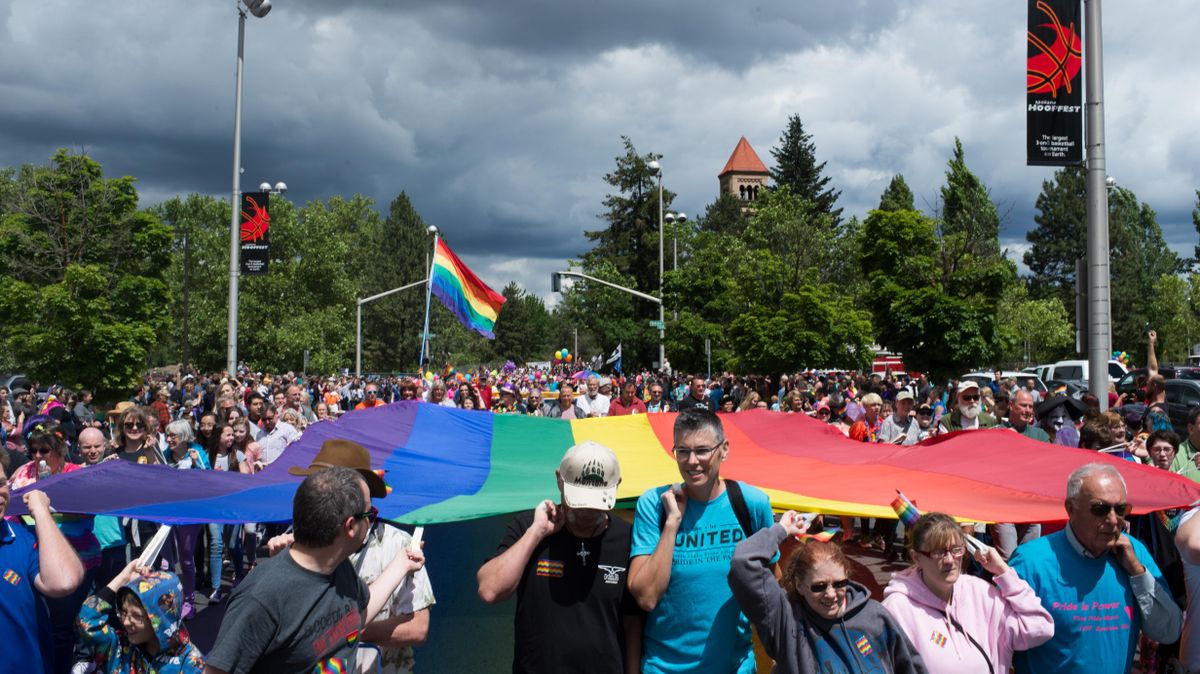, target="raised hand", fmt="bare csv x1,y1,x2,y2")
531,499,564,539
661,484,687,526
778,510,808,537
970,542,1010,576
